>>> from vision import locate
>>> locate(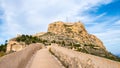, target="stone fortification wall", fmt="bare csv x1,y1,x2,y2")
50,44,120,68
0,43,43,68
